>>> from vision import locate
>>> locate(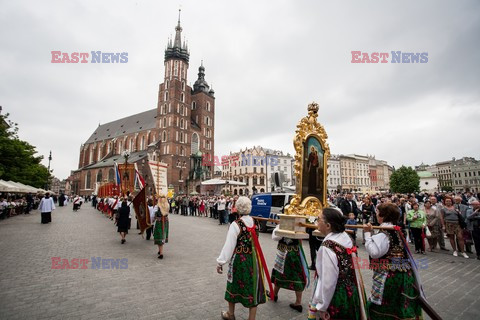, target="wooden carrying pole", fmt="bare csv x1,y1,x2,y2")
251,216,396,231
